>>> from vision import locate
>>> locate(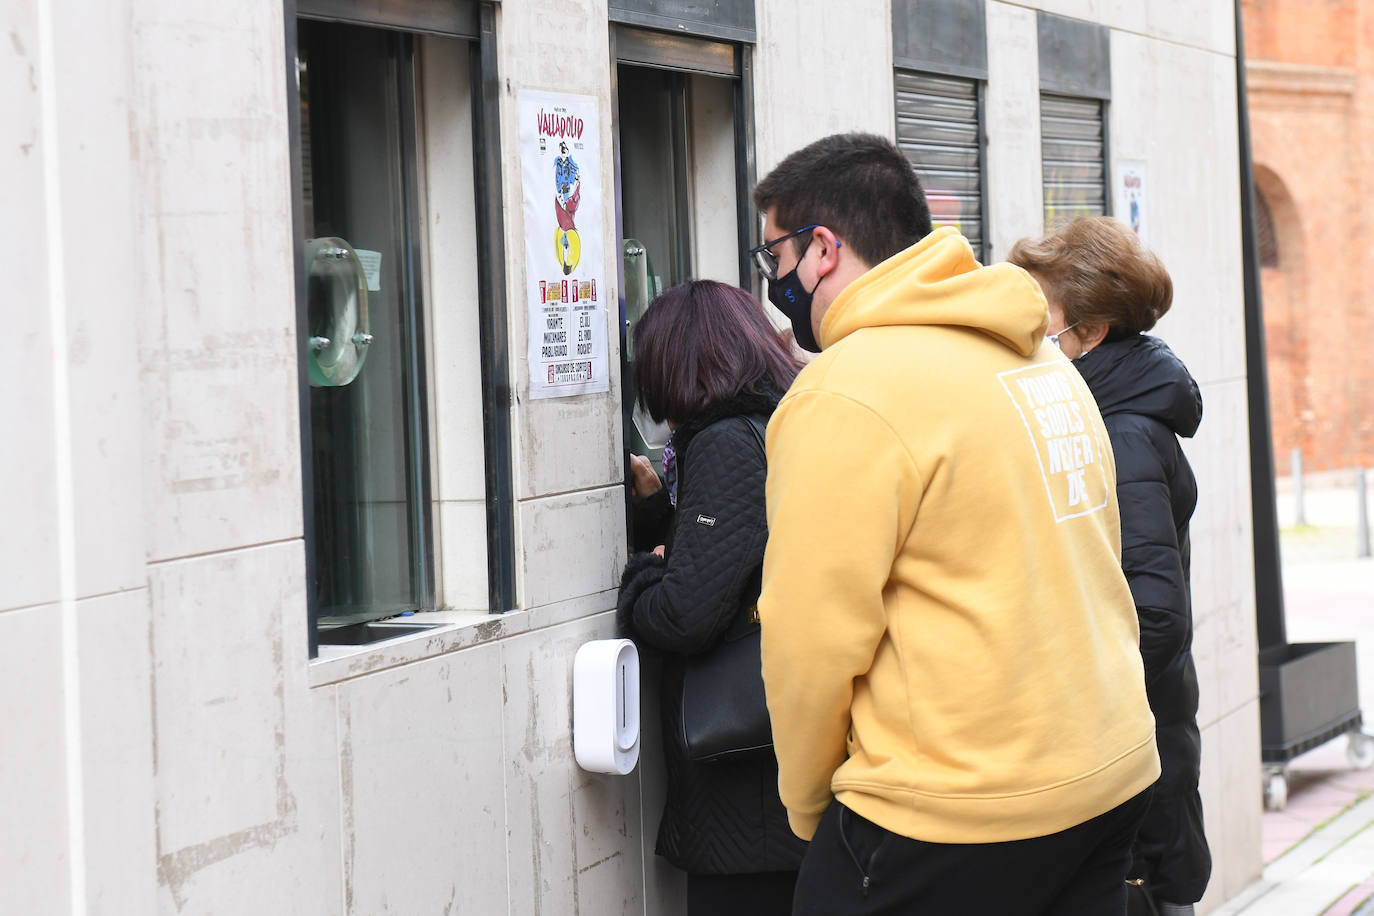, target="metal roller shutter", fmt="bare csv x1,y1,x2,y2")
1041,93,1106,231
895,70,984,258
